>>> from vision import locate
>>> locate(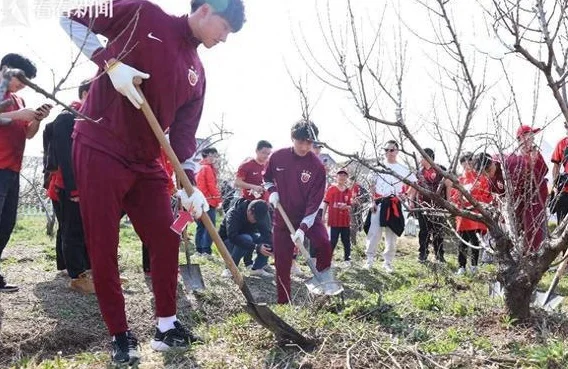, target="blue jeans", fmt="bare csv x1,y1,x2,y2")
0,169,19,261
195,207,217,254
225,233,268,270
